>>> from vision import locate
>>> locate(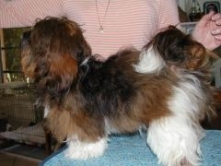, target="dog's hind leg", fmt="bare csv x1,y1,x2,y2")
146,83,206,166
147,116,203,166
